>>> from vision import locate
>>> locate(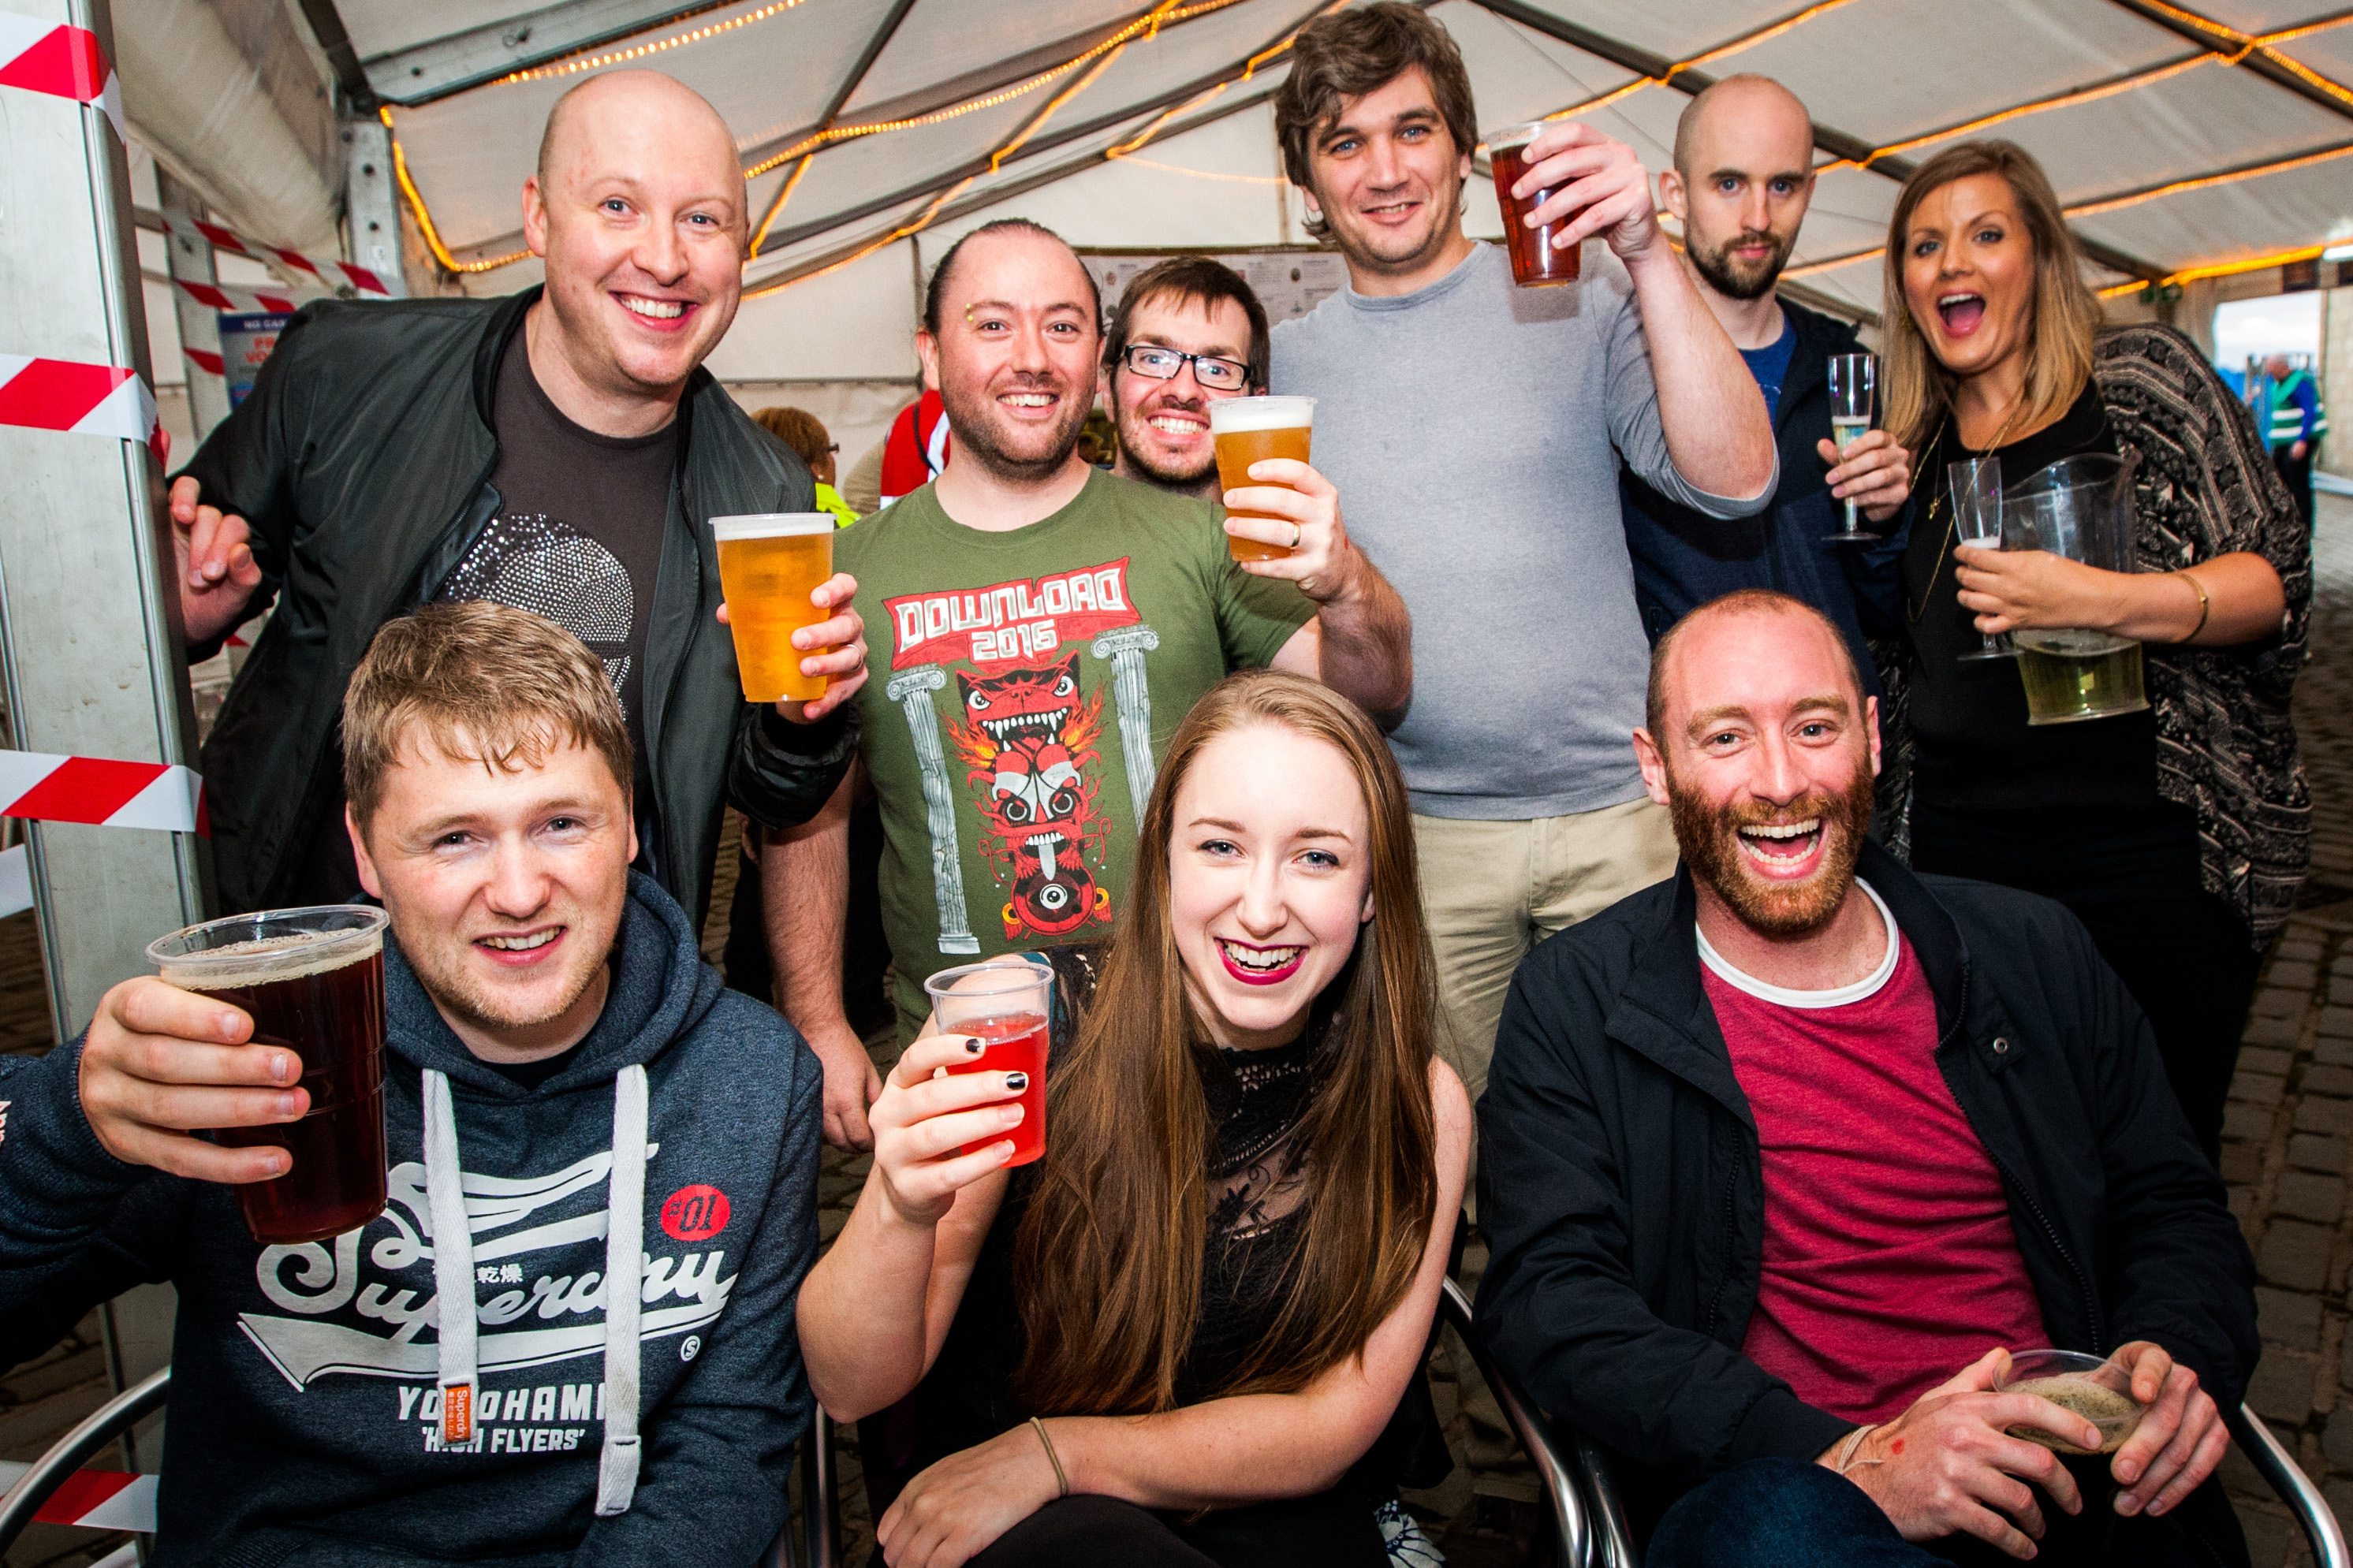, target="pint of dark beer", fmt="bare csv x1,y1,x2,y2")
150,906,390,1245
1489,121,1581,289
